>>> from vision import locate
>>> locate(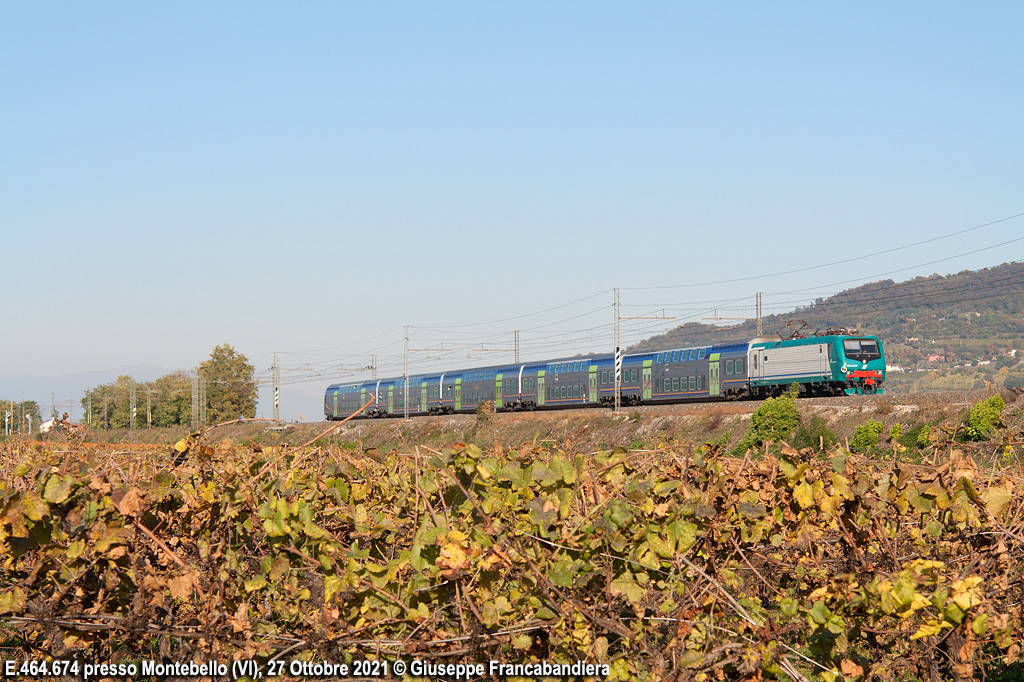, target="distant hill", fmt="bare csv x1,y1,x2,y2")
631,261,1024,390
